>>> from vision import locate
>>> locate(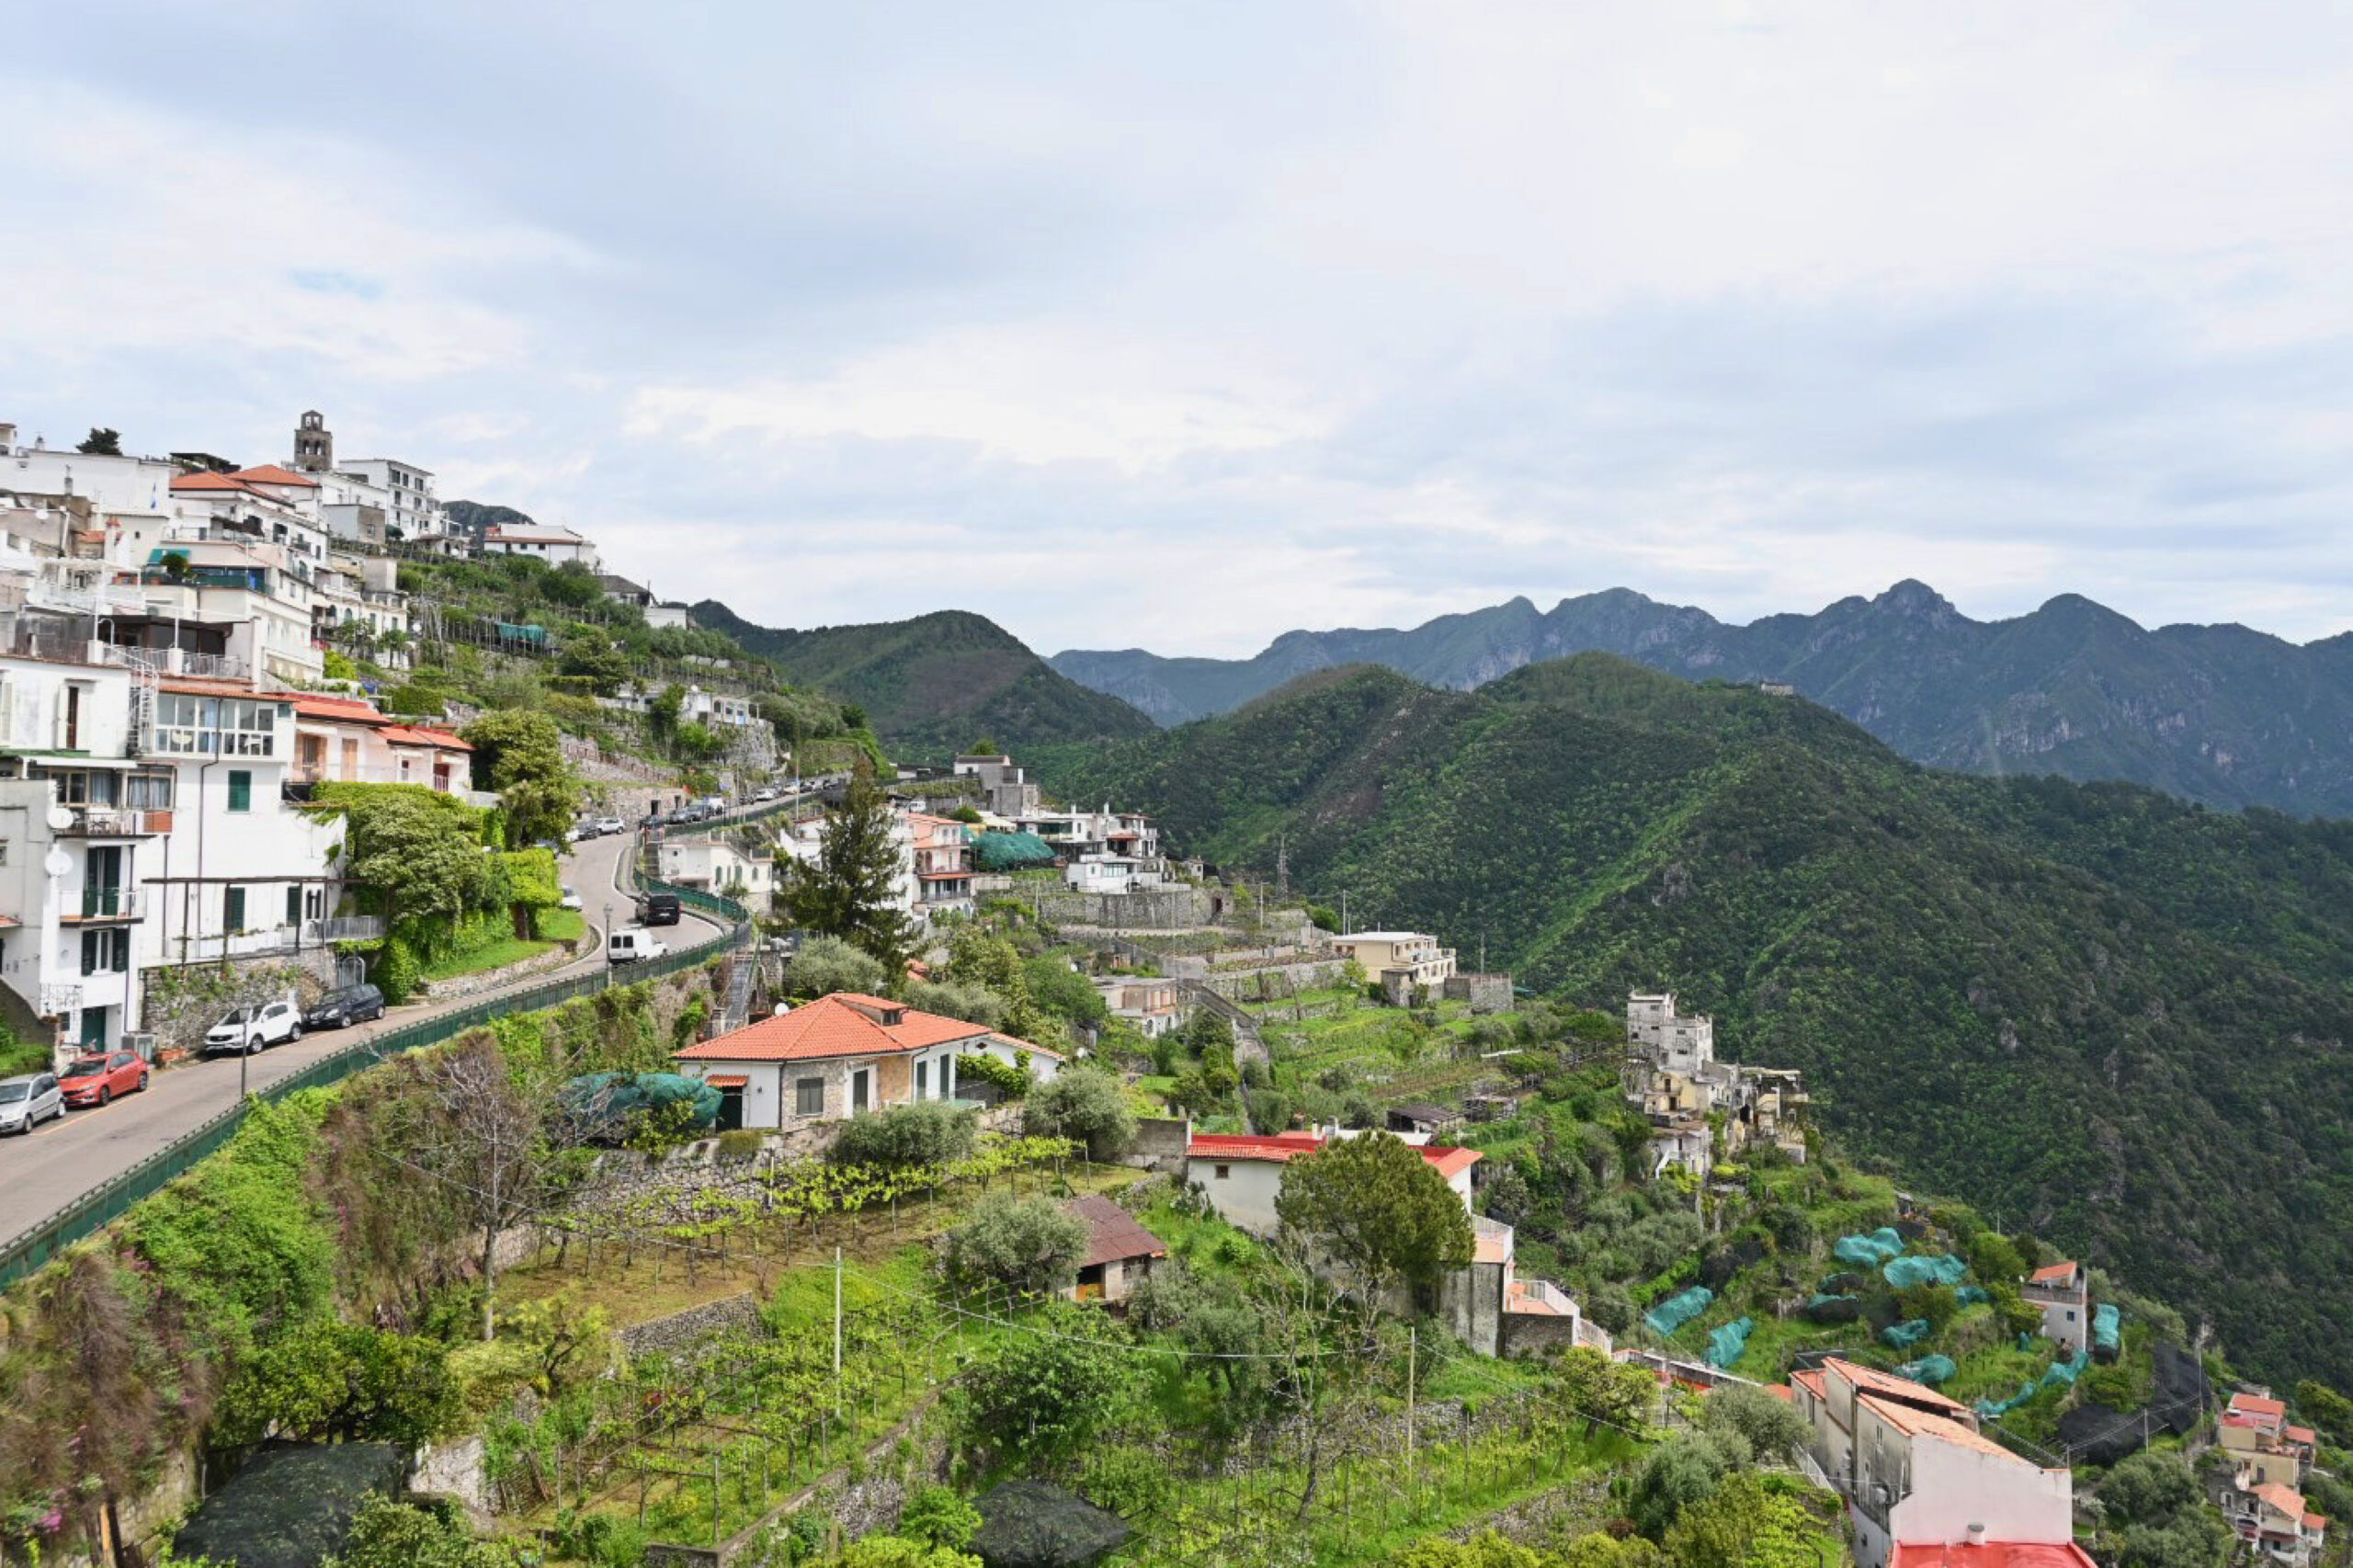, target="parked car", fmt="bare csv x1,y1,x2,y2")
0,1072,63,1134
202,1000,302,1055
638,892,682,926
560,885,585,911
595,816,626,835
607,928,668,964
565,824,589,843
59,1050,149,1108
753,787,779,801
303,983,386,1030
